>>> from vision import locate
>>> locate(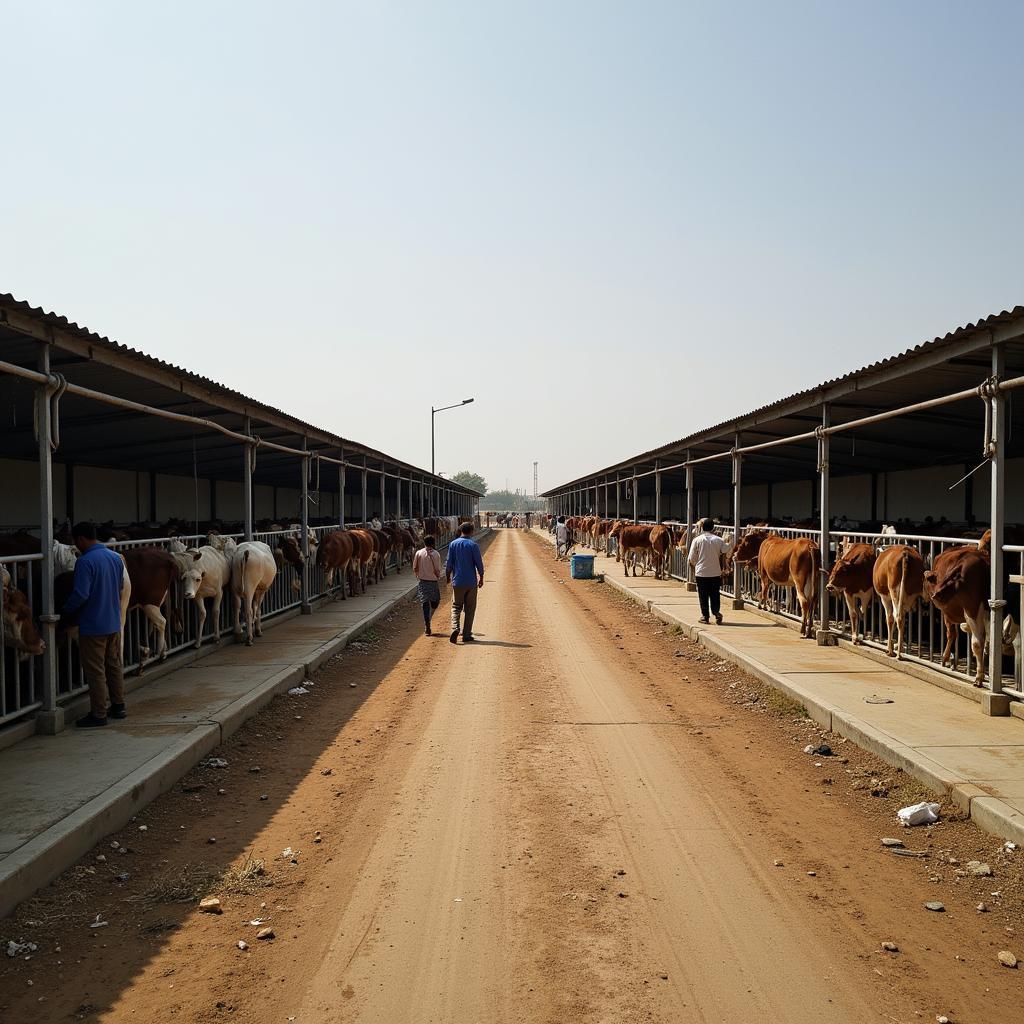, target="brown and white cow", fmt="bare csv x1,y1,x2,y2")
873,544,925,659
617,524,654,577
2,583,44,660
733,530,820,638
317,530,357,599
122,547,182,670
825,542,876,644
648,524,676,580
